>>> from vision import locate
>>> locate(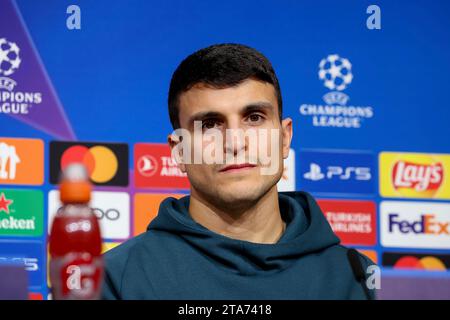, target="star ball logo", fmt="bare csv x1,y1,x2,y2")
299,54,374,129
0,38,21,77
318,54,353,92
0,38,42,115
50,141,129,186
